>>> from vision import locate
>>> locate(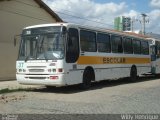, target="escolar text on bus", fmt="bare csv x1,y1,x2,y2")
103,57,126,64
